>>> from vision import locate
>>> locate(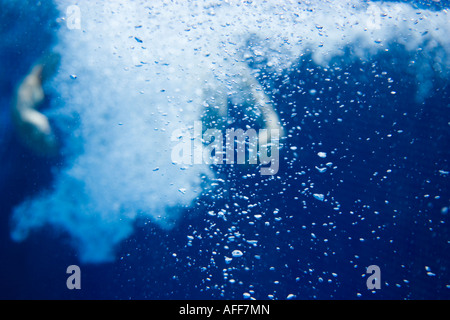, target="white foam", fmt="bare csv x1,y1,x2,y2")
10,0,450,263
